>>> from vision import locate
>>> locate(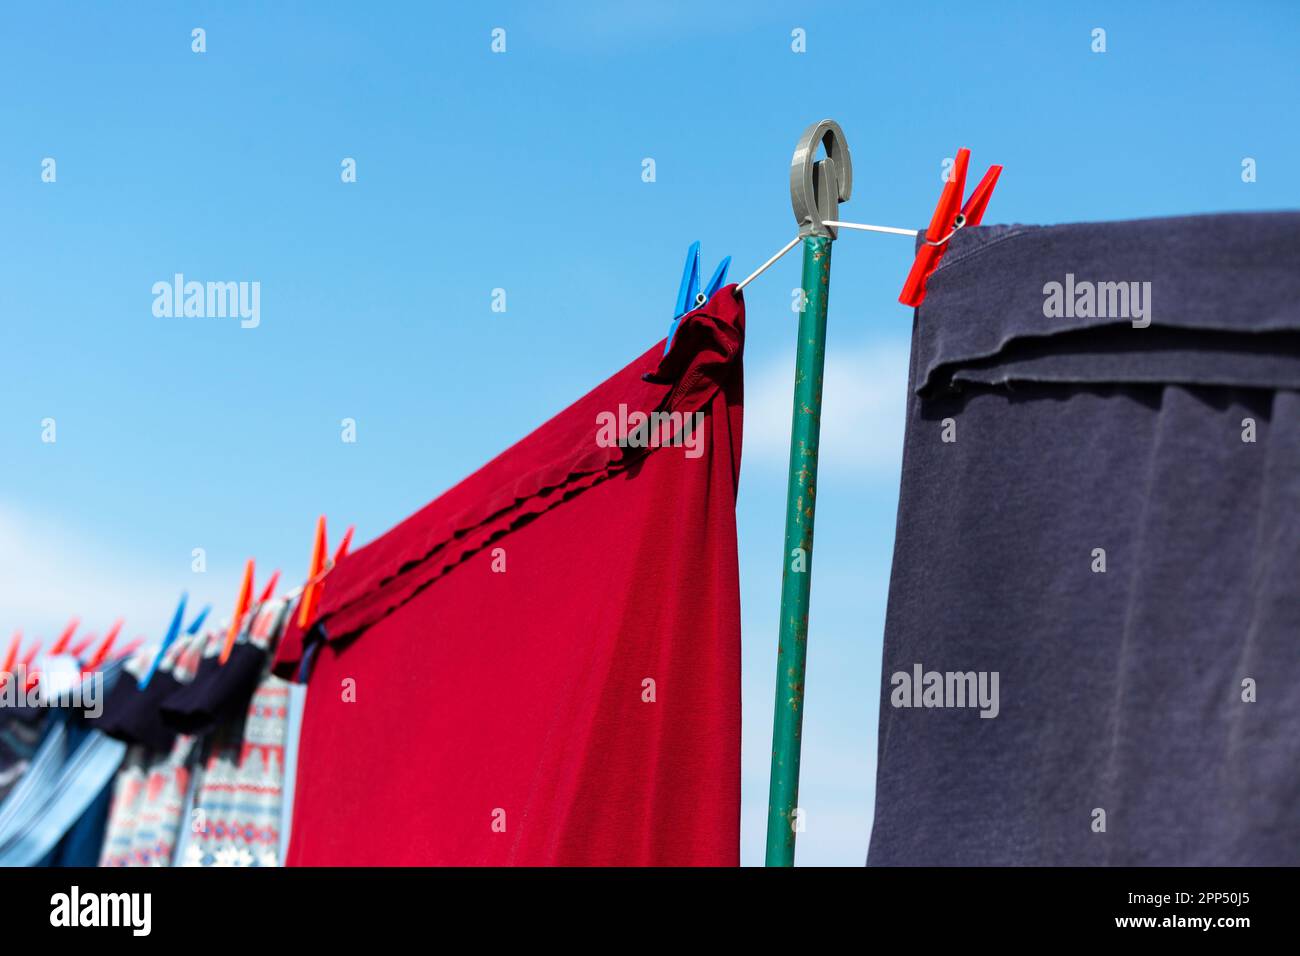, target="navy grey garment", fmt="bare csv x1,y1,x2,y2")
160,643,266,736
97,665,187,752
0,708,46,803
36,735,114,867
161,598,289,735
869,212,1300,866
